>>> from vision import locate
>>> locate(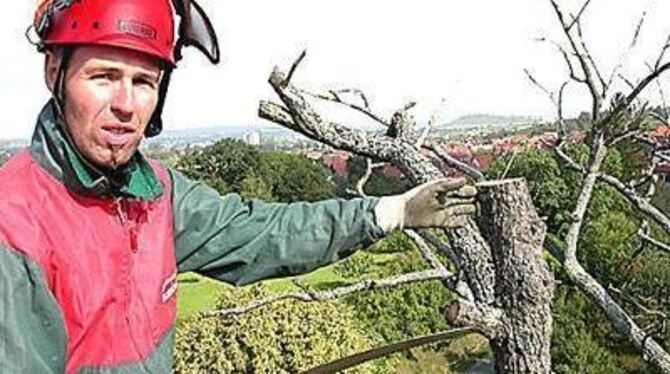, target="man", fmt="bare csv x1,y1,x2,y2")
0,0,476,373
